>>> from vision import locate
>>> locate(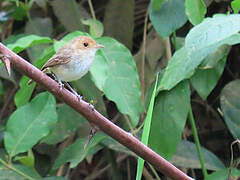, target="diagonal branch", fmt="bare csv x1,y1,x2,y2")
0,43,193,180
